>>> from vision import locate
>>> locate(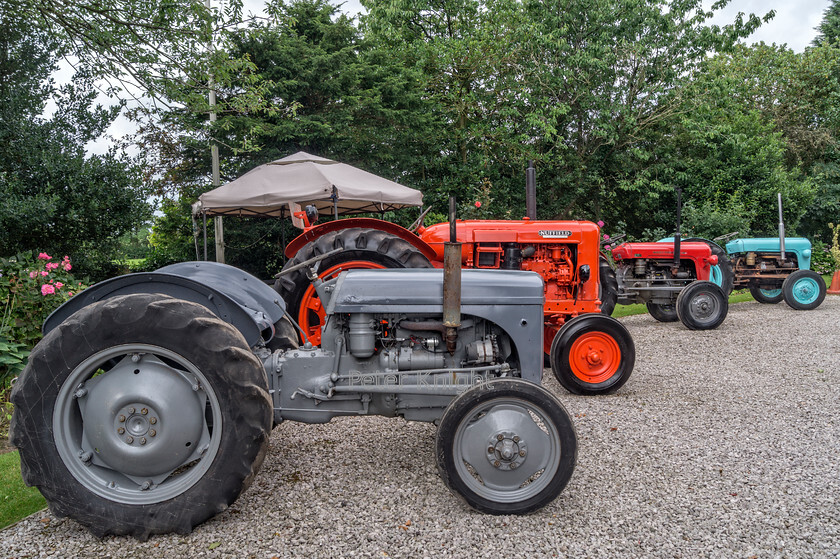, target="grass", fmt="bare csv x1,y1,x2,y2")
0,450,46,530
0,273,833,529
